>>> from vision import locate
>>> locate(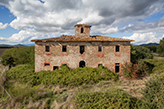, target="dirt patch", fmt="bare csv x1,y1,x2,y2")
154,56,164,59
115,76,152,98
